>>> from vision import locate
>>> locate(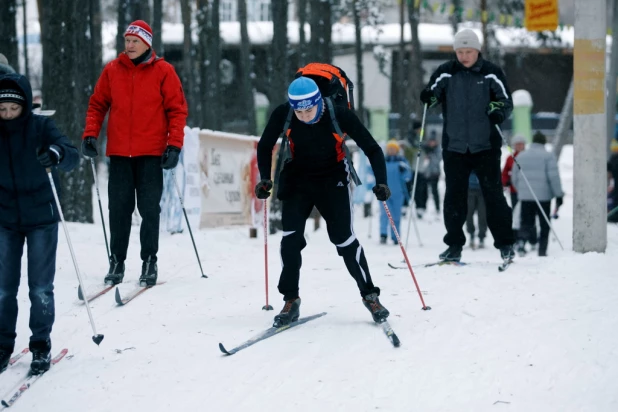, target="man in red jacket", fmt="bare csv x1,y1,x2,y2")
81,20,188,287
